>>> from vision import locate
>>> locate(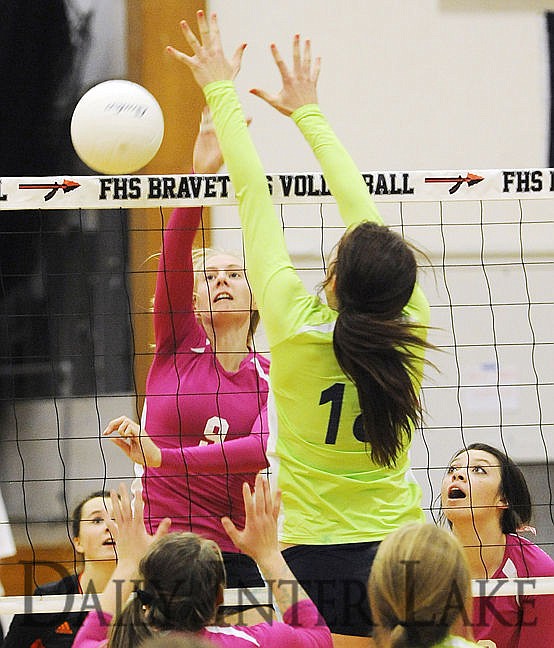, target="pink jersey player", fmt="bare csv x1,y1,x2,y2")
442,443,554,647
72,477,332,648
104,110,270,588
472,533,554,647
139,202,269,548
